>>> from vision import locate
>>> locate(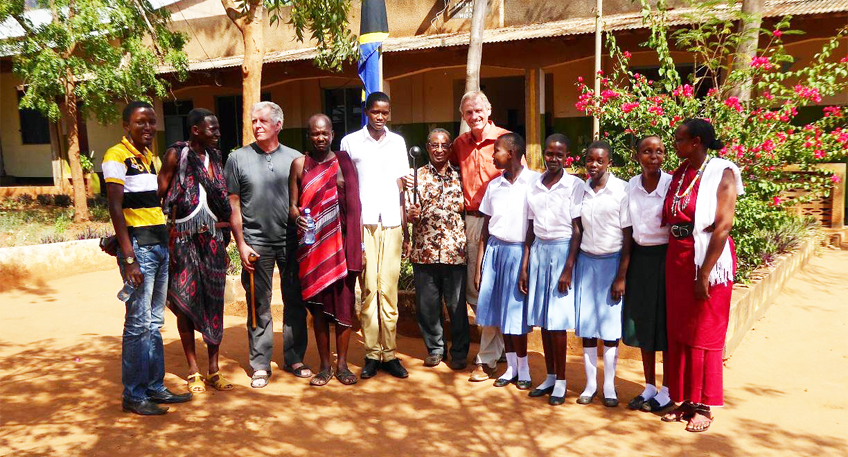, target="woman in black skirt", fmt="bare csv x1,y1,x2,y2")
621,135,673,412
